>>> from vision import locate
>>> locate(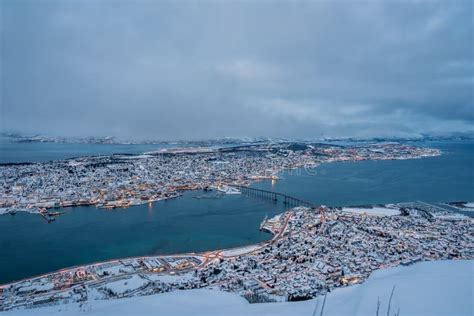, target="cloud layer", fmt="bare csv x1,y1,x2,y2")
1,0,473,140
